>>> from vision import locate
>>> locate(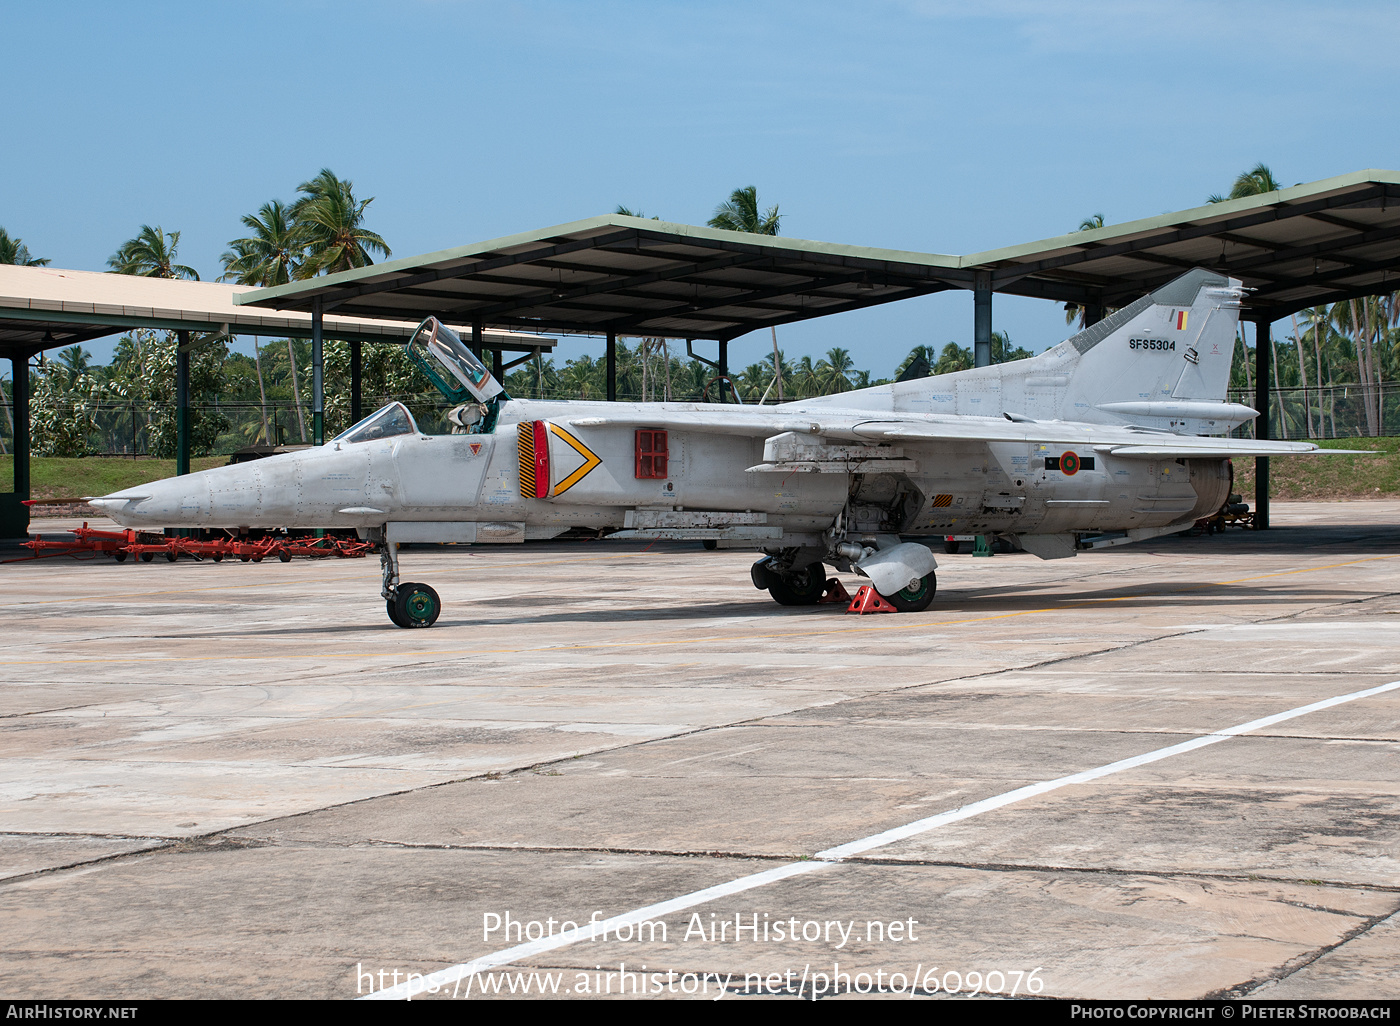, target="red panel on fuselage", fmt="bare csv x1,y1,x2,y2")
532,421,550,498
